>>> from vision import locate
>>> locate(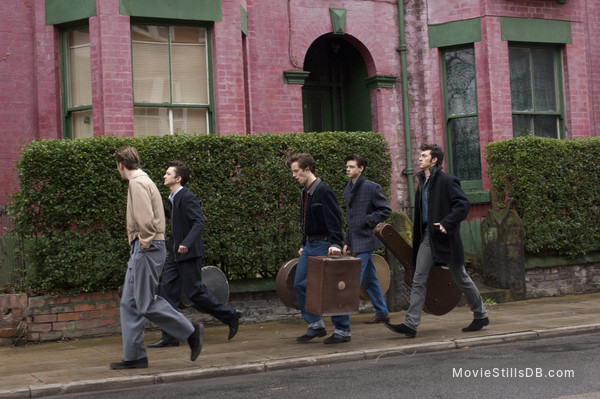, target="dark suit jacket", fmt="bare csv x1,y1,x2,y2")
413,165,470,267
167,186,206,262
343,175,392,253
